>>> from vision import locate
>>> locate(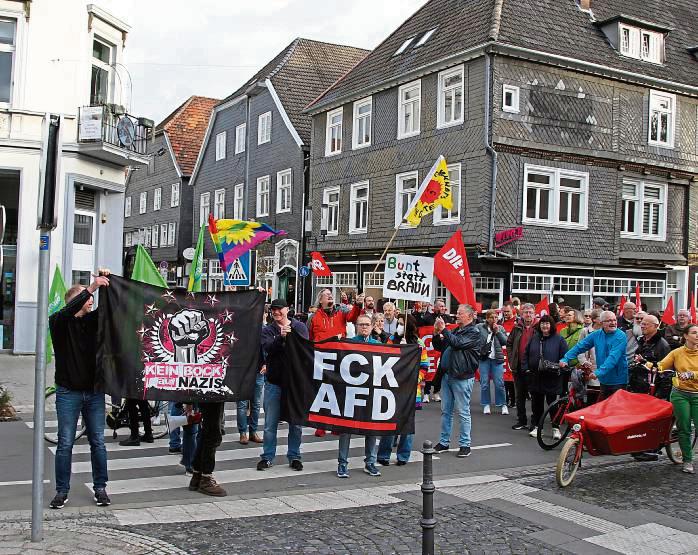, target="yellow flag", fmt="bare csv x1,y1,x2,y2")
402,156,452,227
